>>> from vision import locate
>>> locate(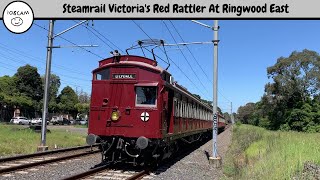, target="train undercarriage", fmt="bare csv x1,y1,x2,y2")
88,131,213,166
